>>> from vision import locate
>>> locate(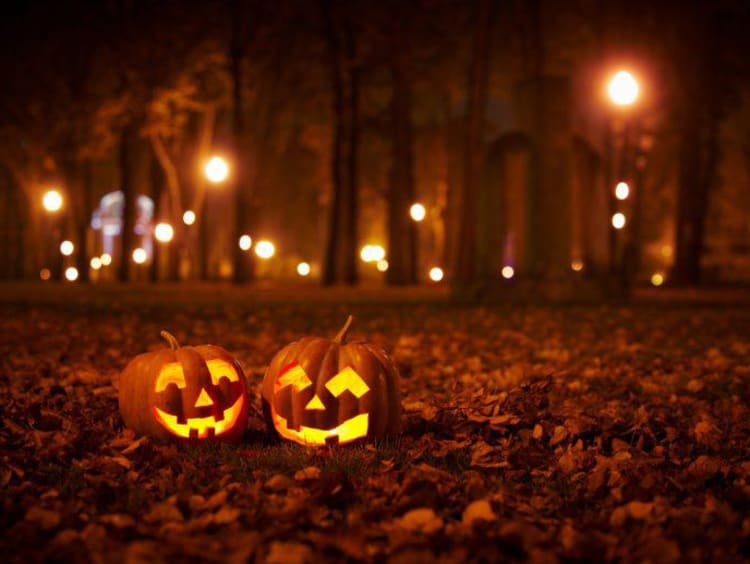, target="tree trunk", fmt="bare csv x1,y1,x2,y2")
118,125,136,282
149,154,163,282
386,54,417,285
230,0,254,284
454,0,493,288
74,159,93,283
671,112,717,285
322,0,359,286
